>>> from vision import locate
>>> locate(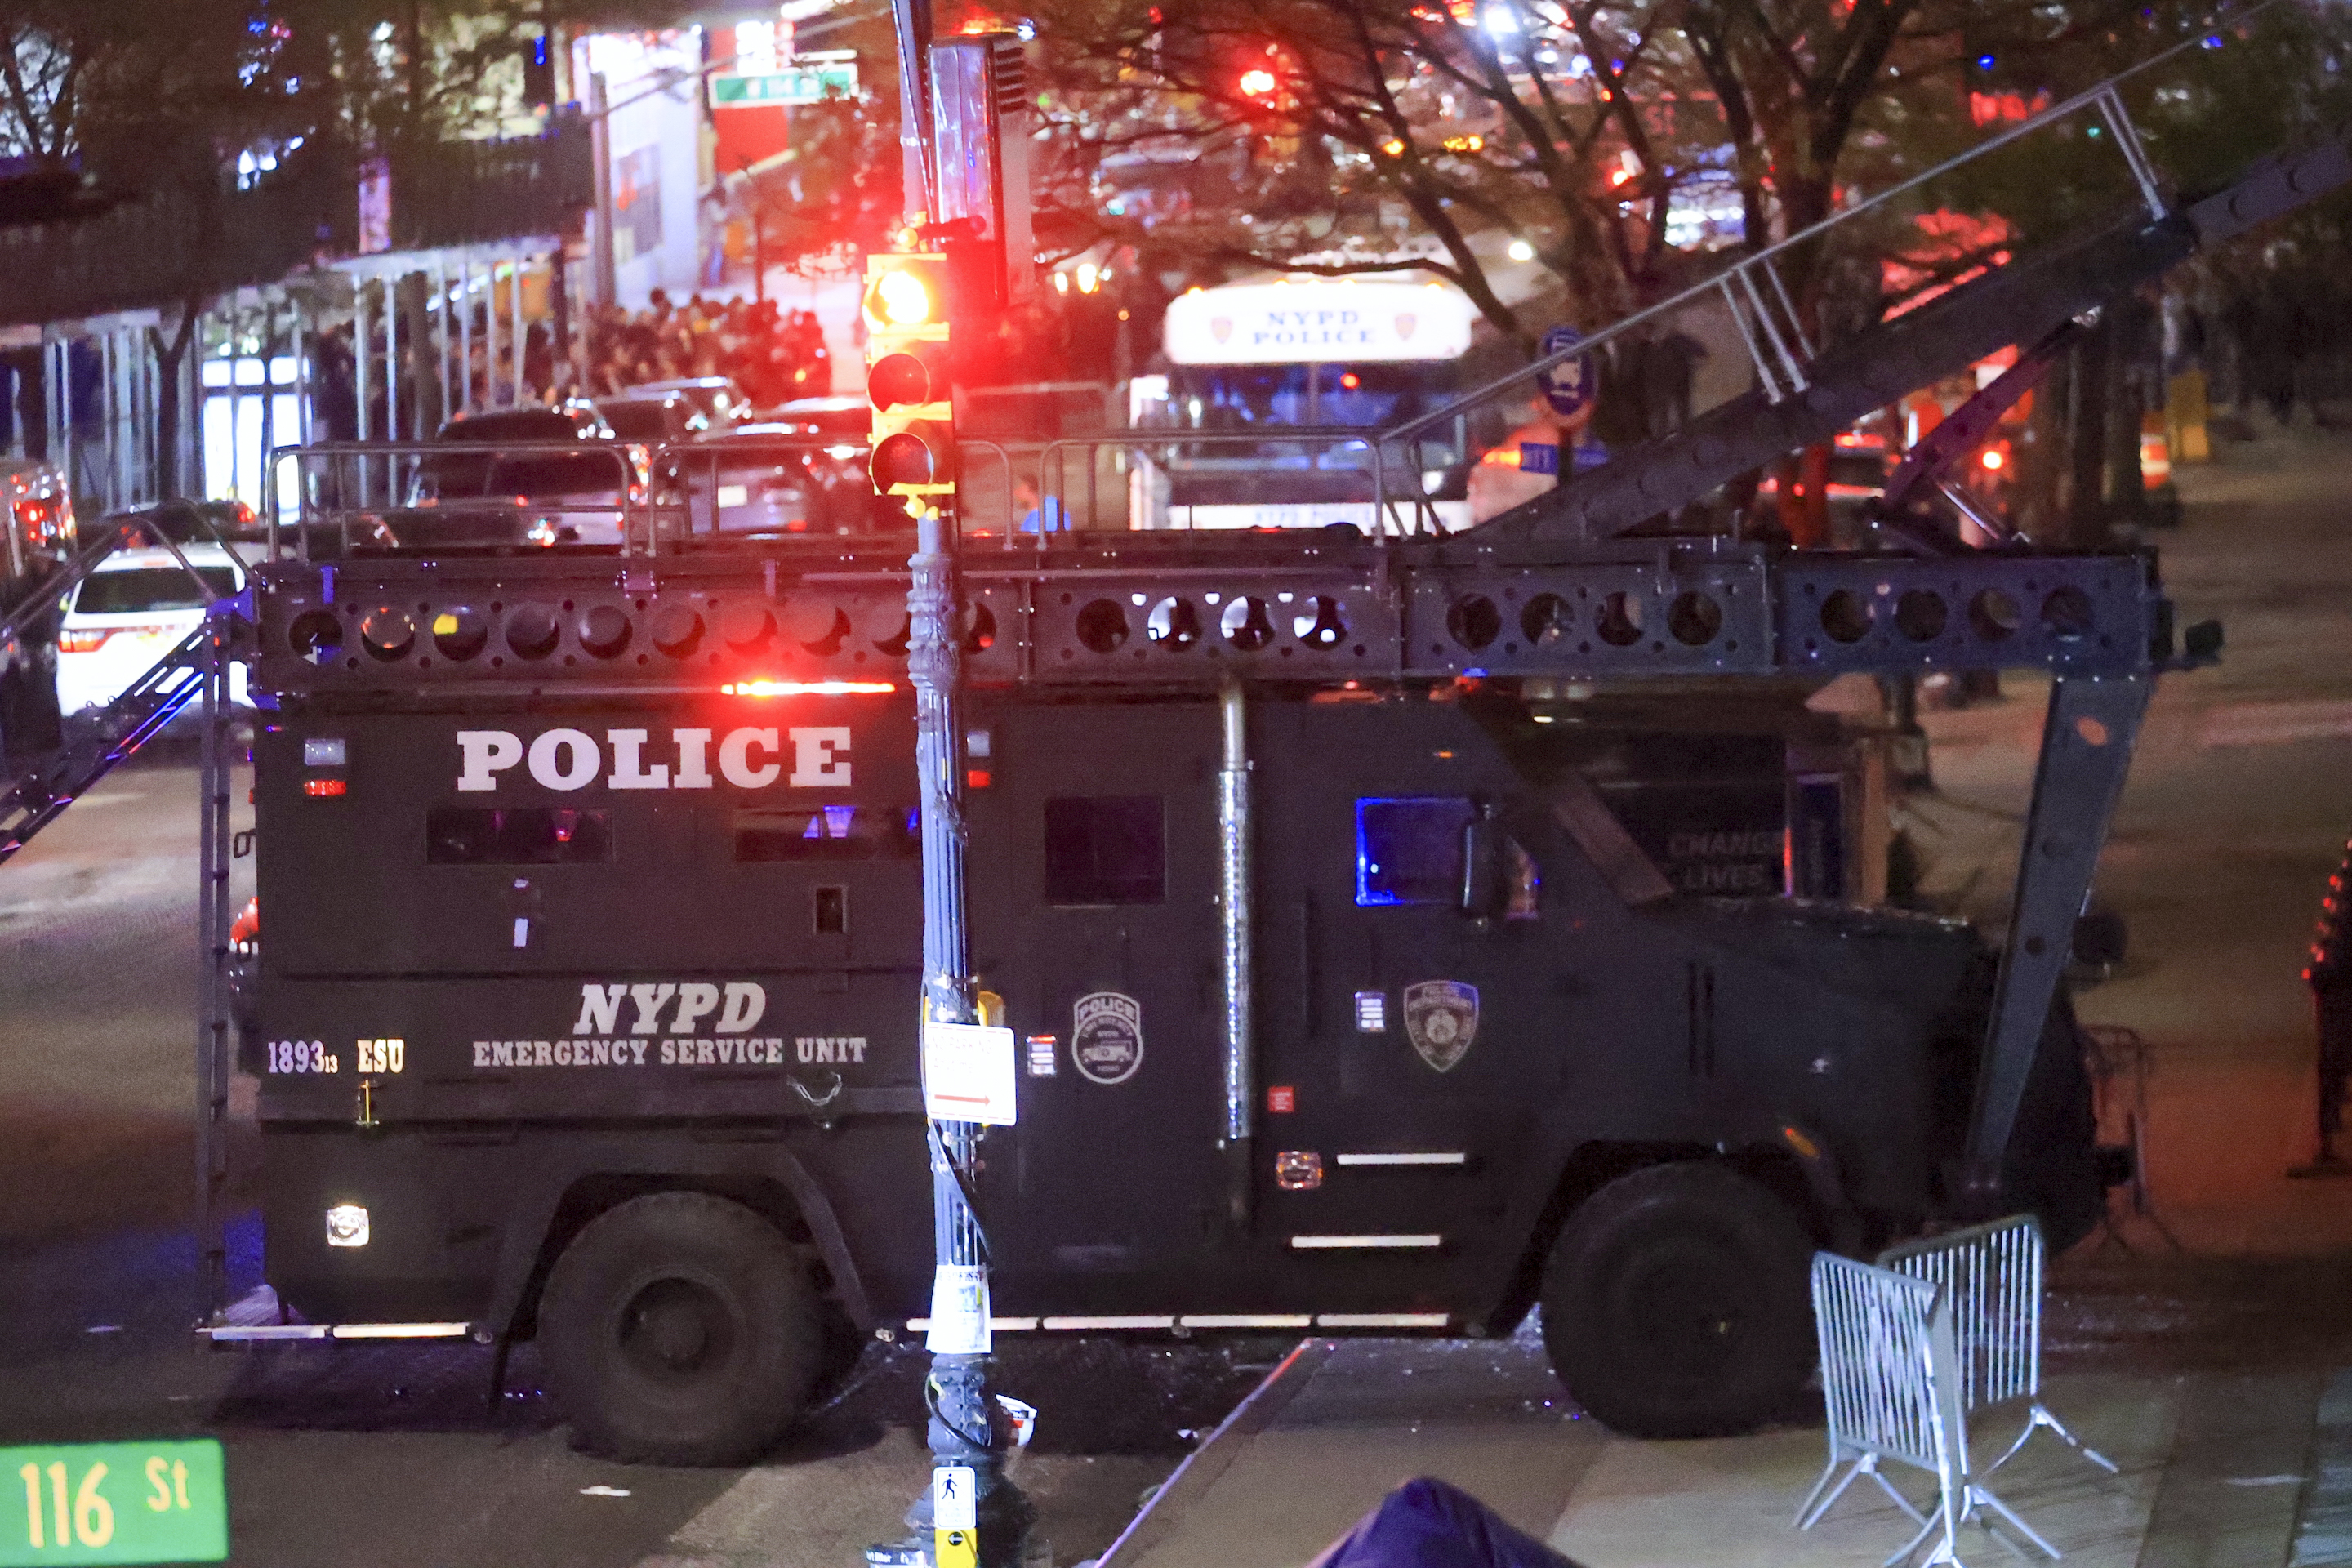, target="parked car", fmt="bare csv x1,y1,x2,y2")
680,424,827,537
683,401,894,537
56,542,252,716
608,376,747,432
594,393,705,445
404,404,639,548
